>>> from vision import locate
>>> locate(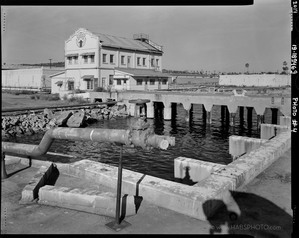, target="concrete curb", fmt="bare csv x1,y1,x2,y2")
19,163,57,204
39,185,136,217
